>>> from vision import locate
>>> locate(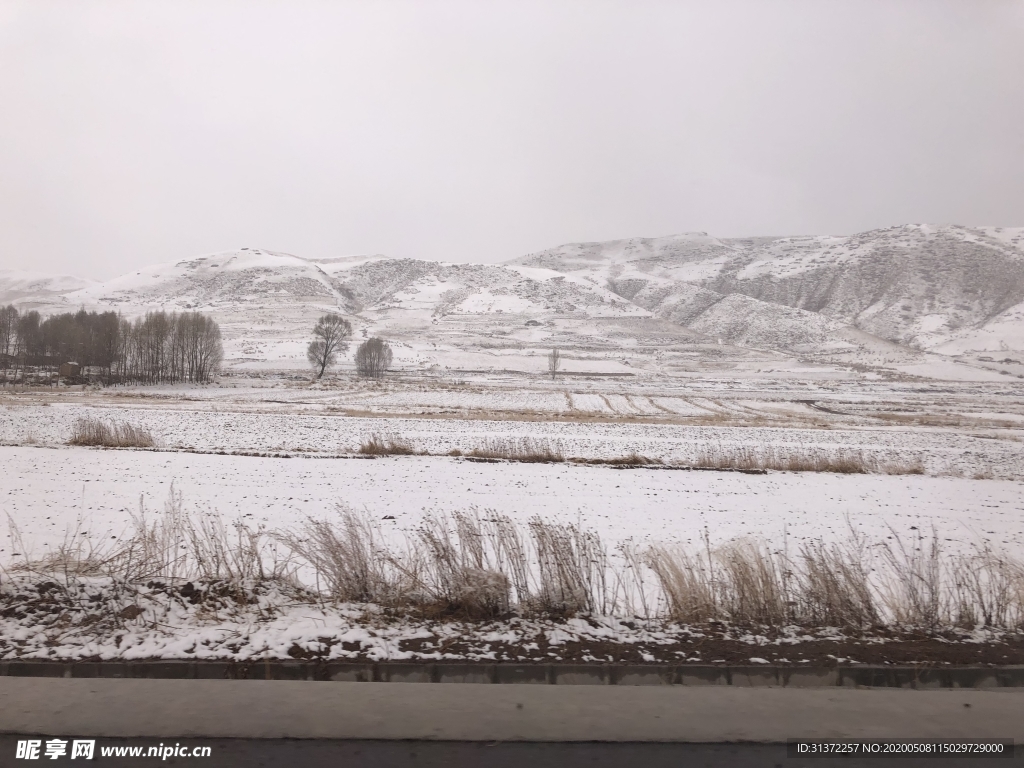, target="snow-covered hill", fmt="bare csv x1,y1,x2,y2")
0,270,96,308
3,224,1022,380
61,249,359,312
39,249,647,322
513,225,1024,354
3,248,705,375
